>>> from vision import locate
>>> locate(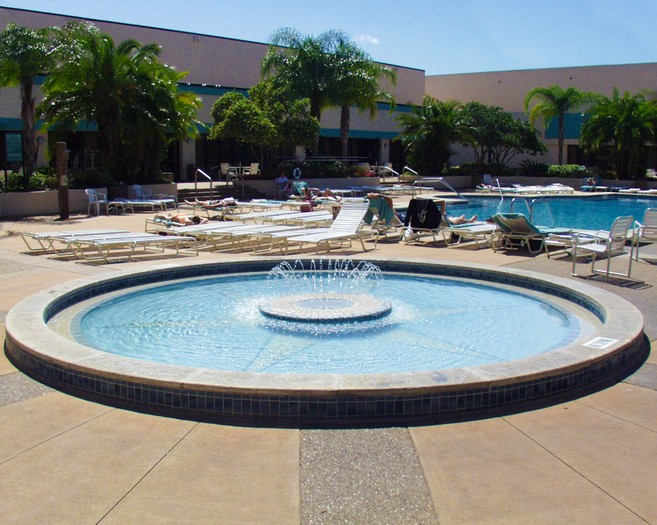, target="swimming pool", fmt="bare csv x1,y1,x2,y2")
445,195,656,230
